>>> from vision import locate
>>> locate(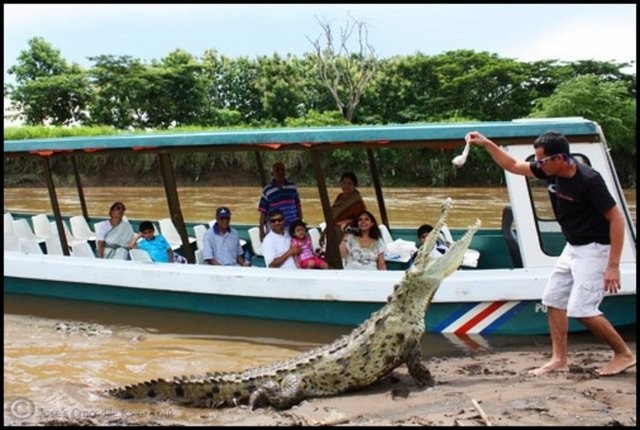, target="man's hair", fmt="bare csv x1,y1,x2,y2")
533,131,570,156
417,223,434,238
139,220,155,232
268,208,284,219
